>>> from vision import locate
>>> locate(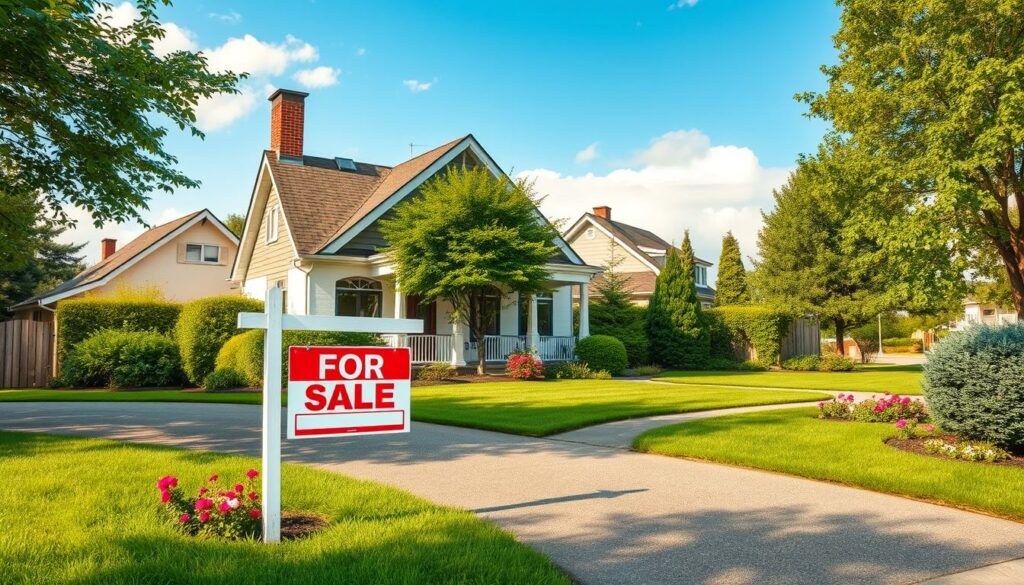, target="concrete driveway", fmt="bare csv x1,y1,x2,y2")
1,401,1023,585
